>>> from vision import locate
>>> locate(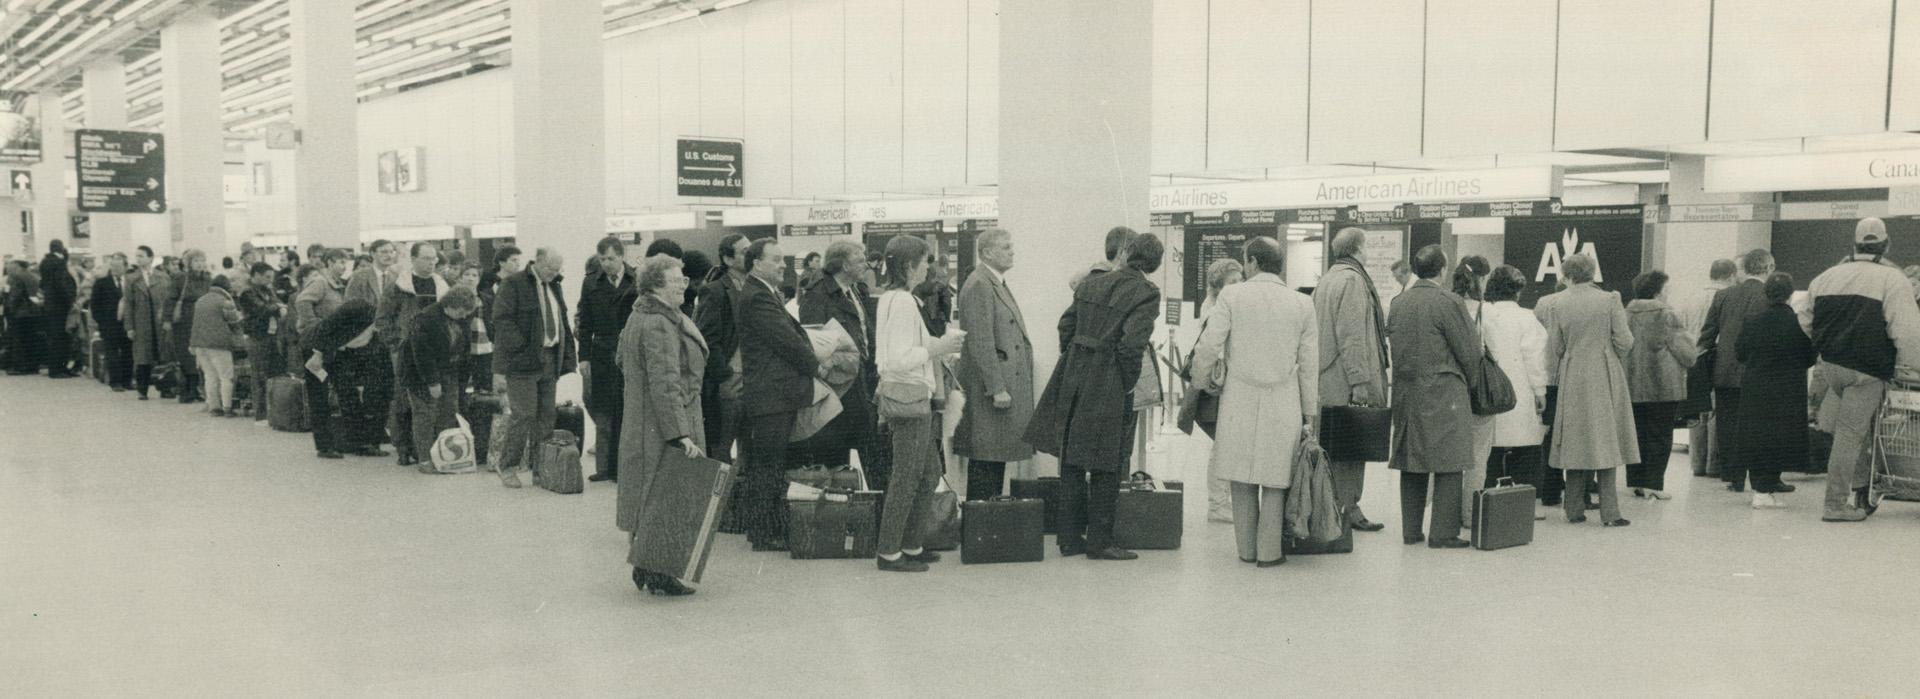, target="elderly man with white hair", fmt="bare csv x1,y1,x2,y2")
1311,226,1391,533
489,247,579,488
